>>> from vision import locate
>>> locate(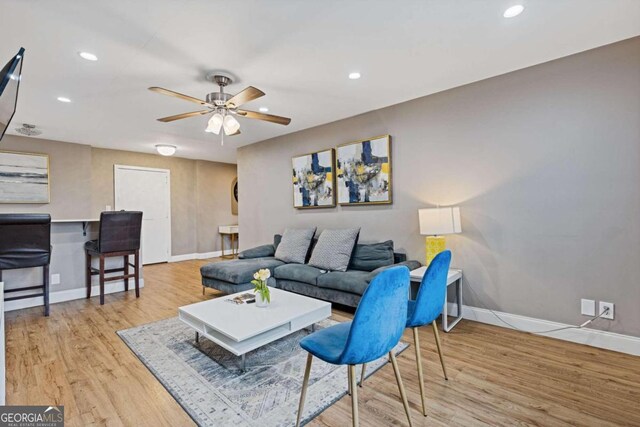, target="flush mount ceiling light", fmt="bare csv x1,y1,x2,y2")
348,72,361,80
259,107,269,113
503,5,524,18
57,96,71,103
78,51,98,61
149,74,291,146
155,144,176,156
